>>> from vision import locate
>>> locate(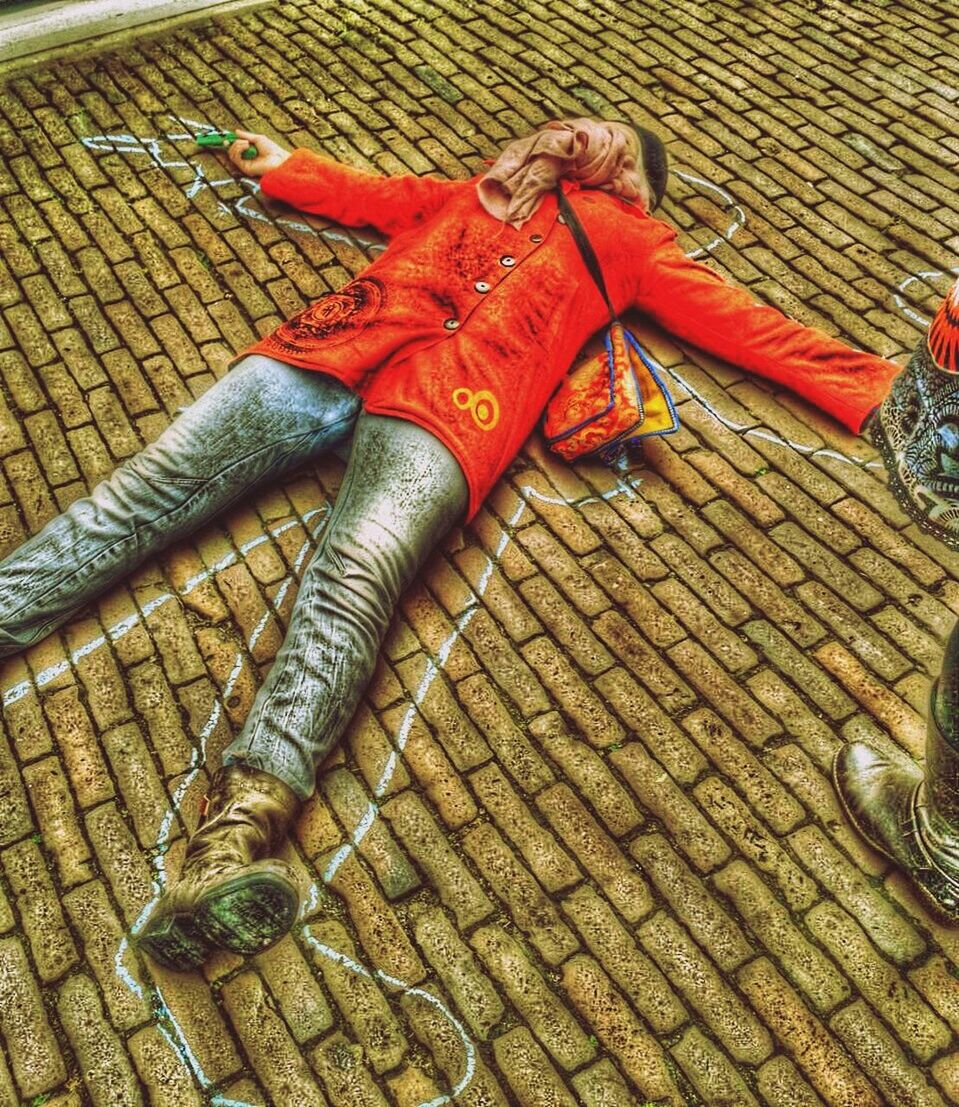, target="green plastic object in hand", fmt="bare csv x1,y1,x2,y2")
196,131,258,159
